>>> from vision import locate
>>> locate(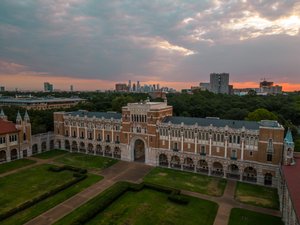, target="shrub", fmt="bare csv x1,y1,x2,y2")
48,166,64,172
